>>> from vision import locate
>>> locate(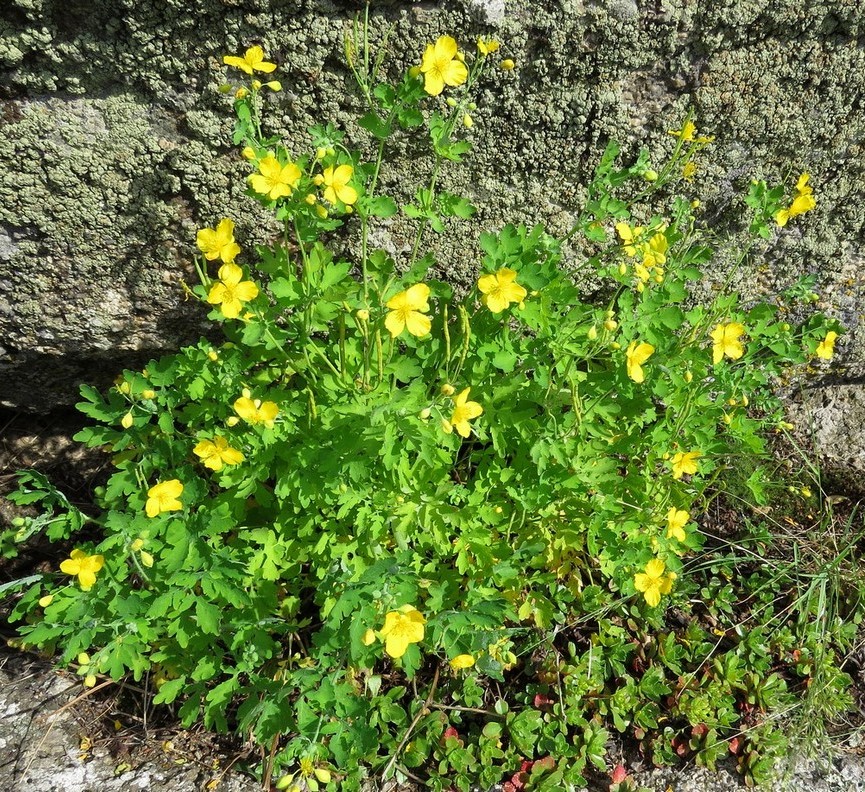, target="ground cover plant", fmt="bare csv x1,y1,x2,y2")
2,16,857,792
